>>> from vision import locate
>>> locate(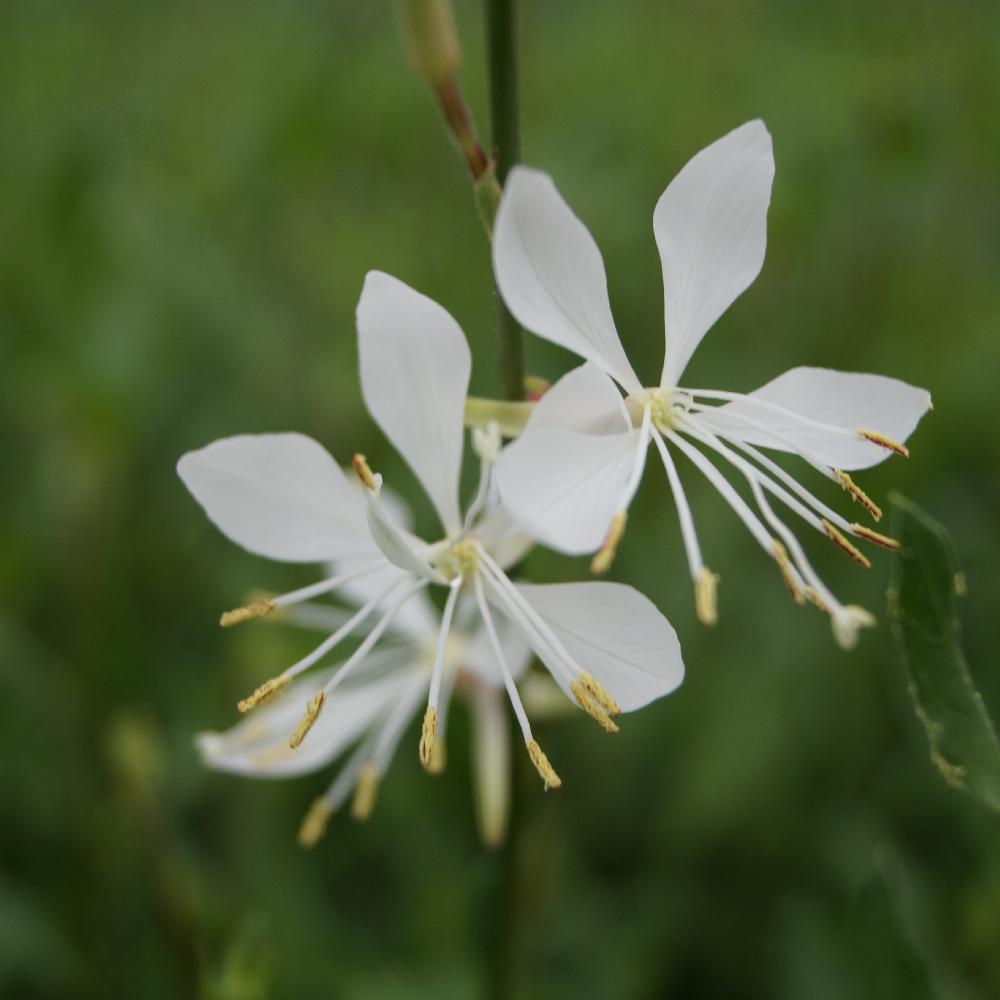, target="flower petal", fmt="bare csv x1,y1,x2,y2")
357,271,470,533
516,582,684,711
177,433,372,563
656,120,774,386
493,167,641,394
697,366,933,470
527,362,630,436
365,491,446,583
495,425,642,554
